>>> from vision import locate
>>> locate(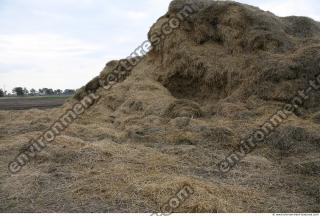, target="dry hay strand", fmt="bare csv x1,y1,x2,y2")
164,99,203,119
140,175,263,213
311,111,320,124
